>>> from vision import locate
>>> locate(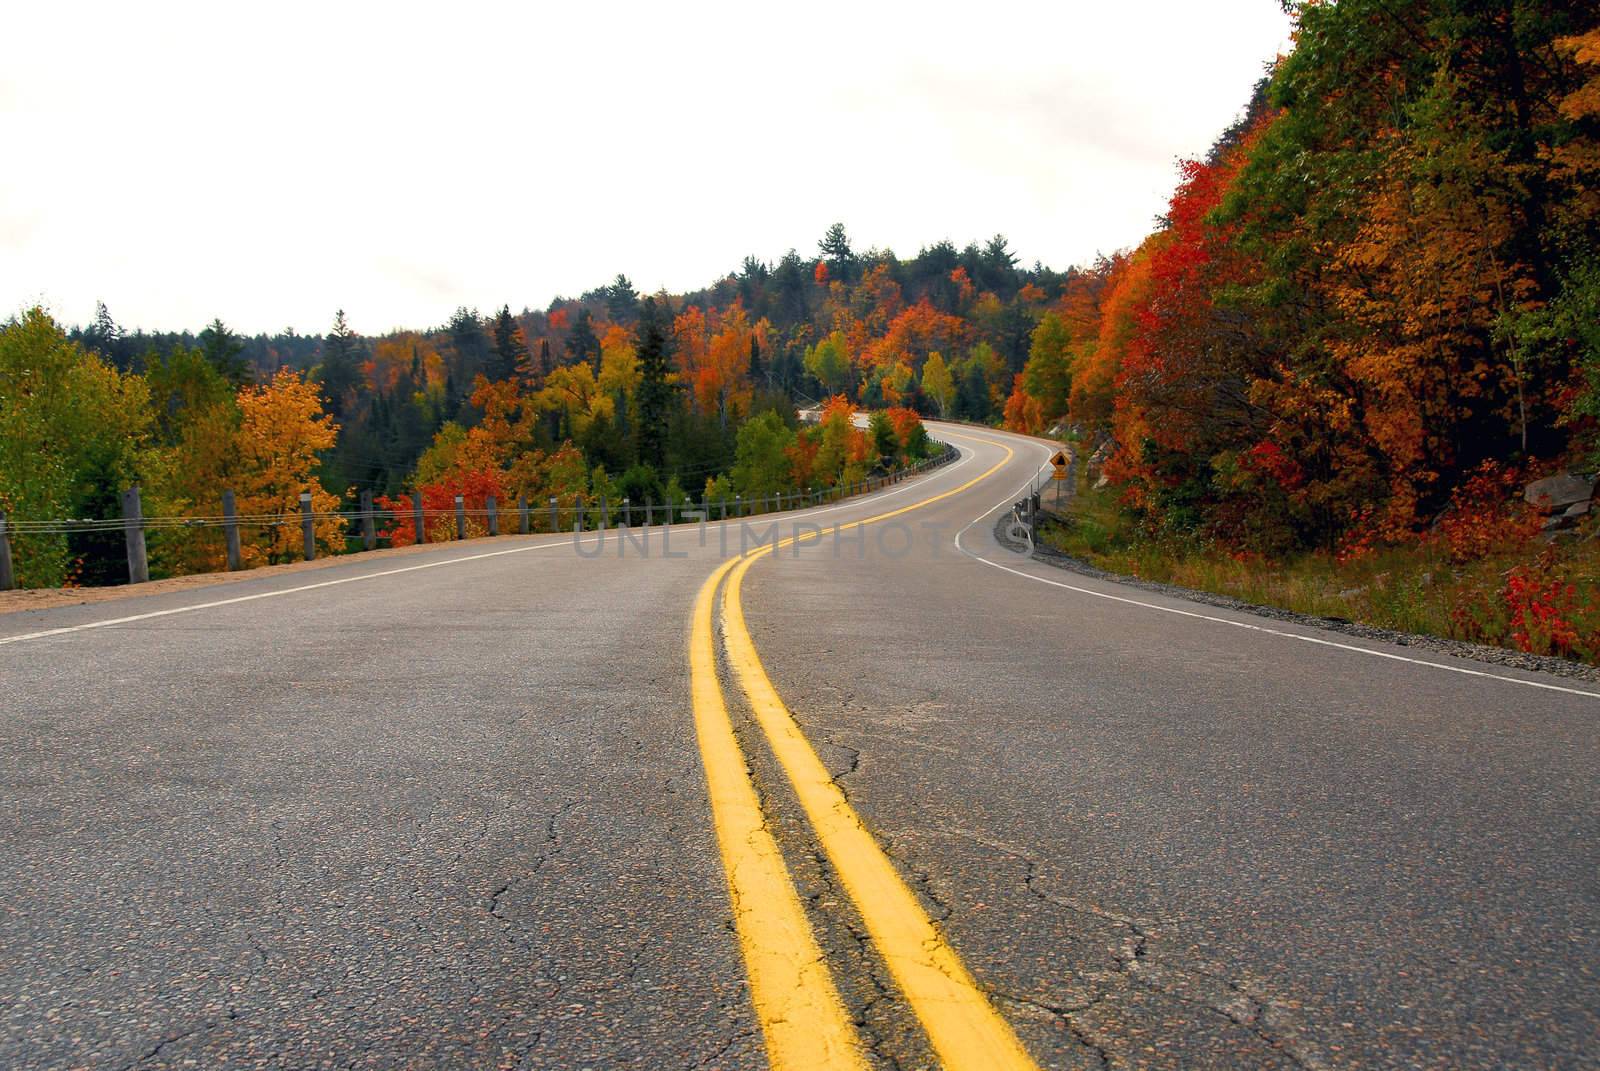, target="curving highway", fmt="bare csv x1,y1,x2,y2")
2,423,1596,1069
